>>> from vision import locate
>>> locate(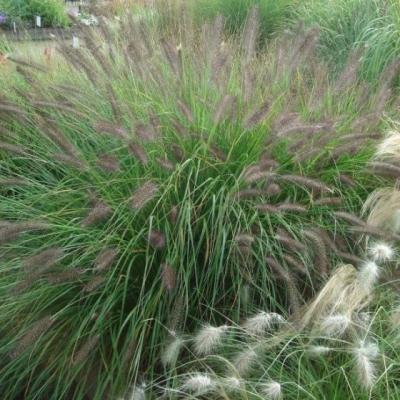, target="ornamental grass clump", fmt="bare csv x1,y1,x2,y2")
0,7,400,399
